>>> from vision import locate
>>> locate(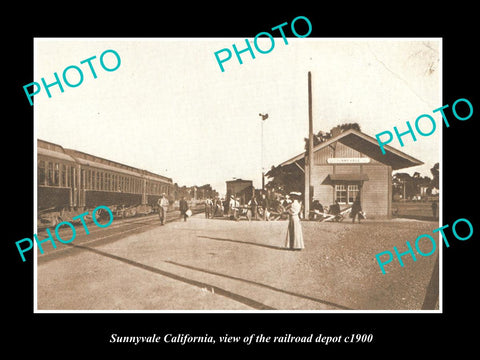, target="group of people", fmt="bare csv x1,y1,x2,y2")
310,196,364,224
202,191,305,251
157,190,364,252
203,193,272,221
